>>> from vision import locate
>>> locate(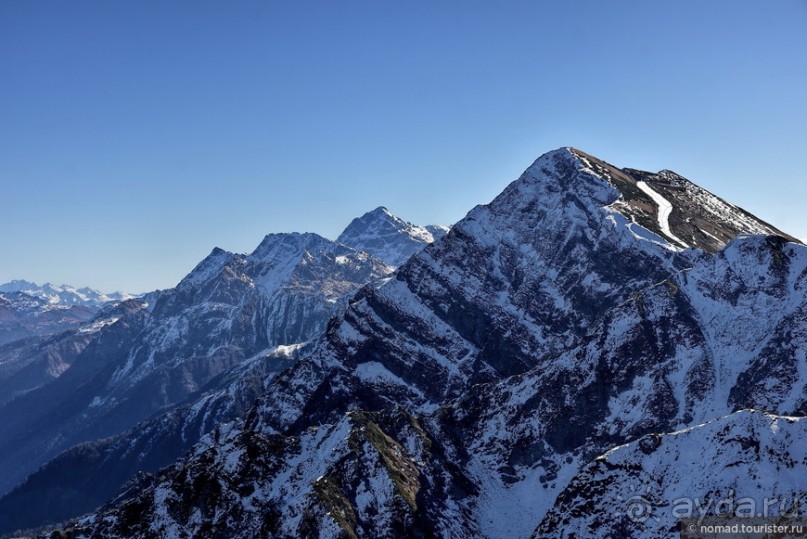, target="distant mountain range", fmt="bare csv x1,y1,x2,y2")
0,150,804,539
0,292,94,348
0,280,133,308
0,281,134,348
0,208,448,535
